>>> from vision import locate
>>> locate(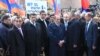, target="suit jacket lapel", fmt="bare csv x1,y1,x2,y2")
39,19,48,27
87,22,93,32
14,27,24,40
29,22,36,29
